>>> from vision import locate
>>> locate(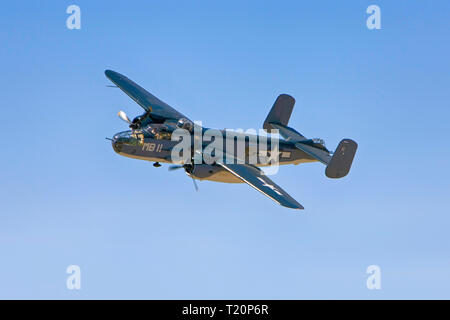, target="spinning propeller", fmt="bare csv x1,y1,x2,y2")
169,164,198,191
117,110,143,129
118,110,132,125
